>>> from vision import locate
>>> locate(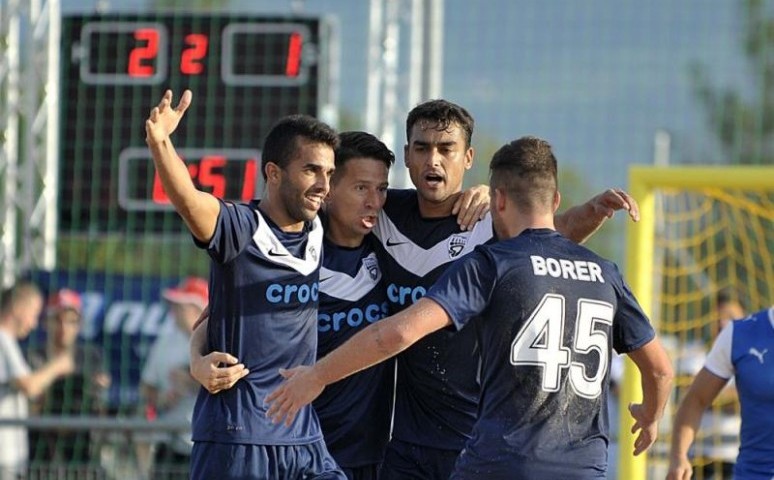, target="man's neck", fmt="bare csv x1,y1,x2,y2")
258,196,305,233
0,321,14,337
416,191,461,219
325,222,365,248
